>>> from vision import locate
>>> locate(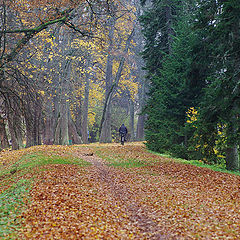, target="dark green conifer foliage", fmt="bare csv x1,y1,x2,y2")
140,0,178,74
141,0,240,170
193,0,240,170
141,1,205,158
